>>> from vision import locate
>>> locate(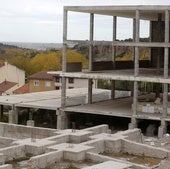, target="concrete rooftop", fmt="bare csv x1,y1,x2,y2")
0,88,111,110
65,5,170,21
